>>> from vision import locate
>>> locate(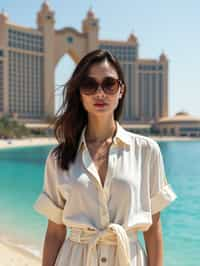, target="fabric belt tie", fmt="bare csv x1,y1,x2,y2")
67,223,137,266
